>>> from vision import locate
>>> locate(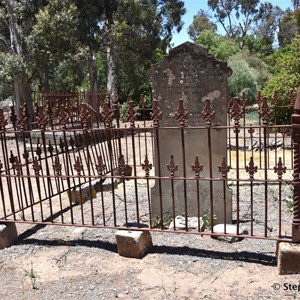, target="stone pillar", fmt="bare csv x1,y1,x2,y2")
0,222,18,249
292,87,300,242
